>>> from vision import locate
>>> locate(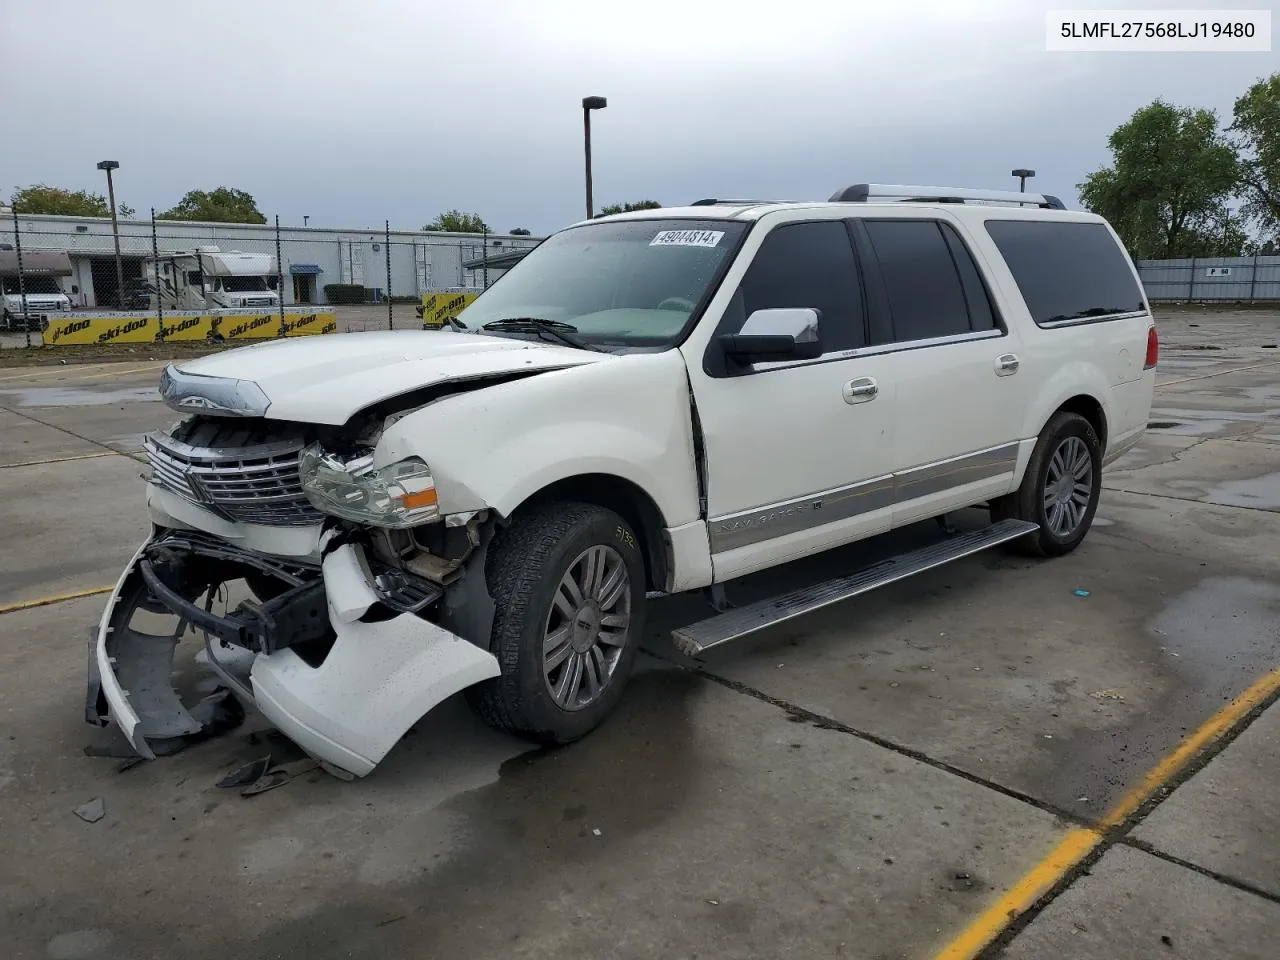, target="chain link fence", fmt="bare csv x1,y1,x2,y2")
0,207,540,350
